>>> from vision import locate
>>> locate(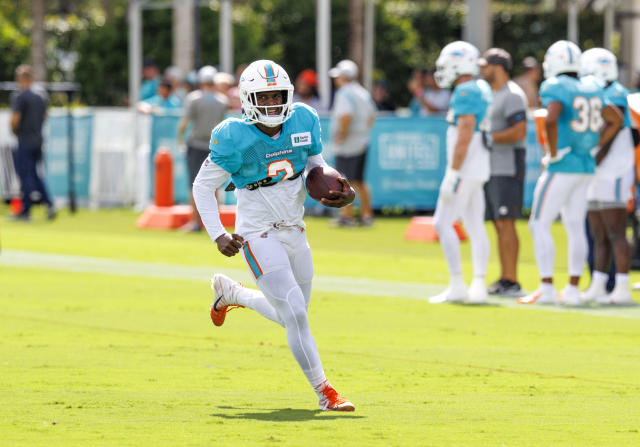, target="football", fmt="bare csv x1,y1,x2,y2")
305,166,343,201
